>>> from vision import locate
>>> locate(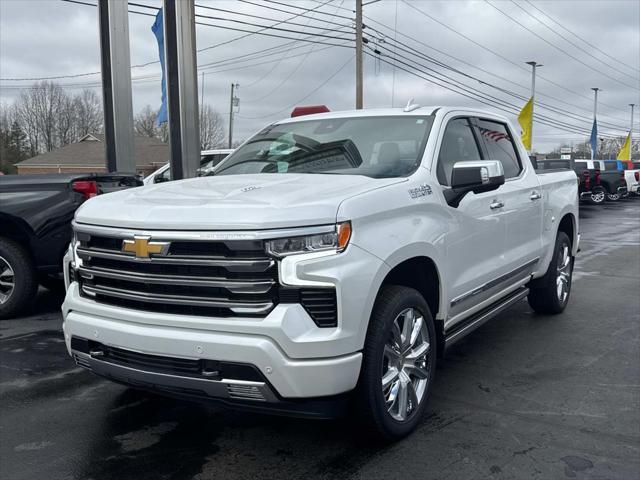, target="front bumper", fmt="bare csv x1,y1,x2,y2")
63,284,362,400
62,242,387,406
